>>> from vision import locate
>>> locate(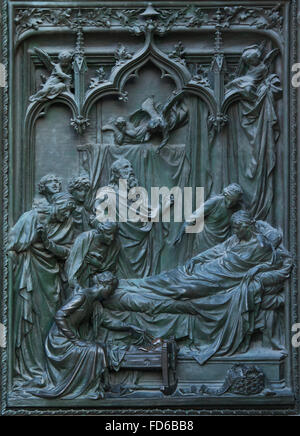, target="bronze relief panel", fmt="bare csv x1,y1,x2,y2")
1,0,299,415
